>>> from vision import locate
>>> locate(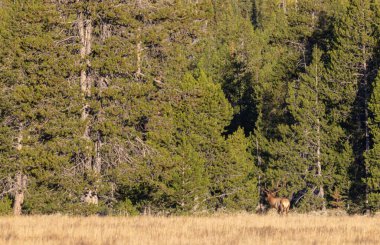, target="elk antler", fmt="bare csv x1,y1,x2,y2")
276,180,281,189
272,180,283,194
263,183,270,194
